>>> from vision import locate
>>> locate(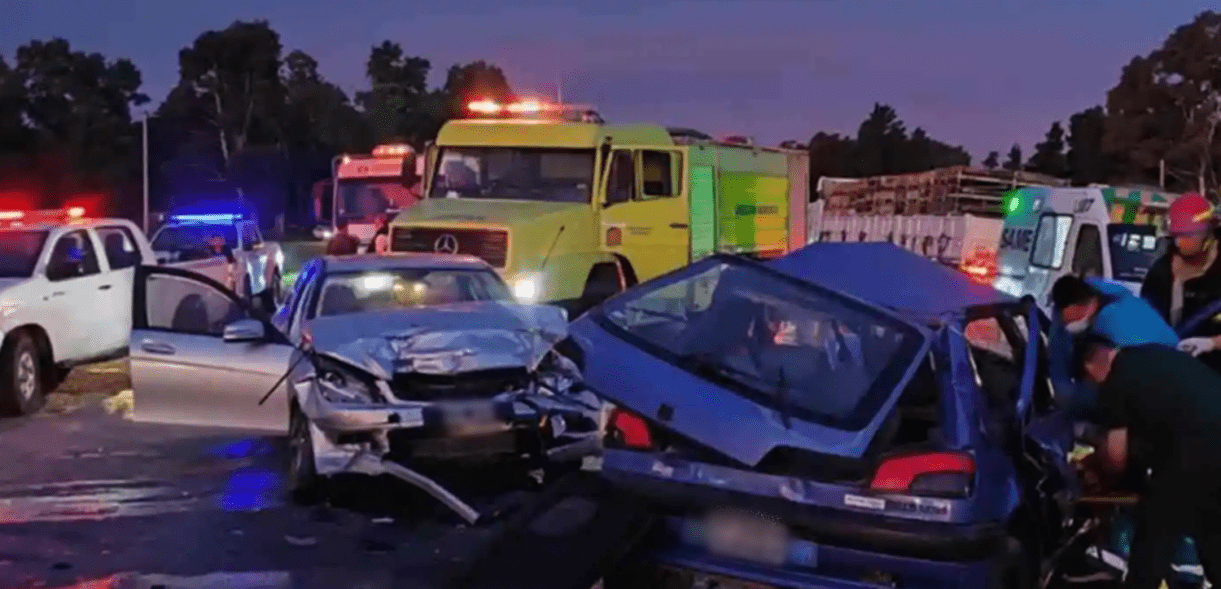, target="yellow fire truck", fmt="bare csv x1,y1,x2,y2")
387,99,809,313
